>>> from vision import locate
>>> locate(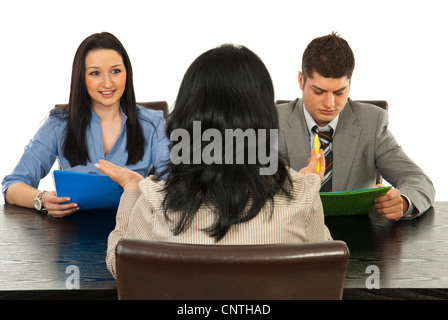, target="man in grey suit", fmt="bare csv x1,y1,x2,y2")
277,32,435,220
